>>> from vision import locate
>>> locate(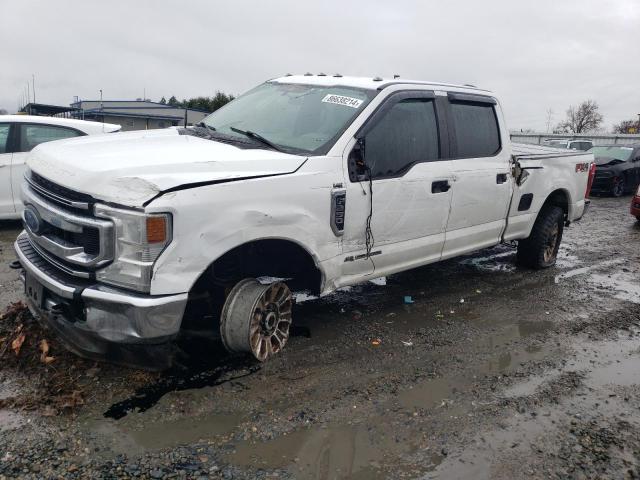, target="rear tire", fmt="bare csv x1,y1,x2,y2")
517,206,565,269
612,179,625,197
